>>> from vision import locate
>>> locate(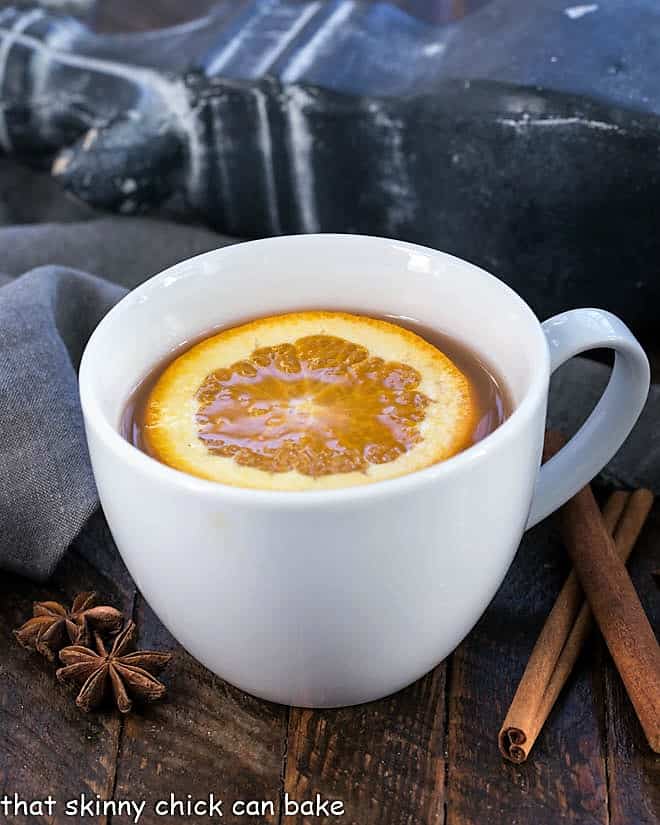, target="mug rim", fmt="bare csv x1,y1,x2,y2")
79,234,550,507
